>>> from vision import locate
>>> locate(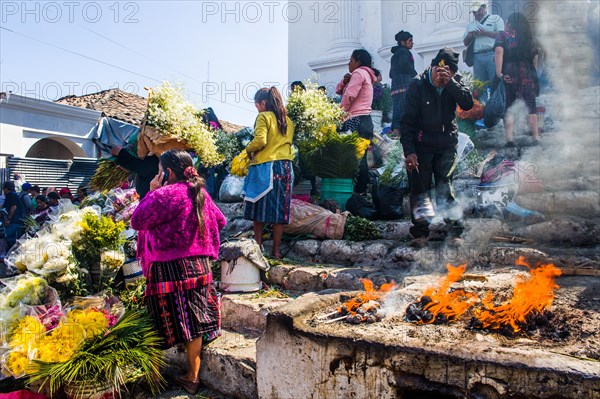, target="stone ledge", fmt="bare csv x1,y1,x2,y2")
221,294,292,335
